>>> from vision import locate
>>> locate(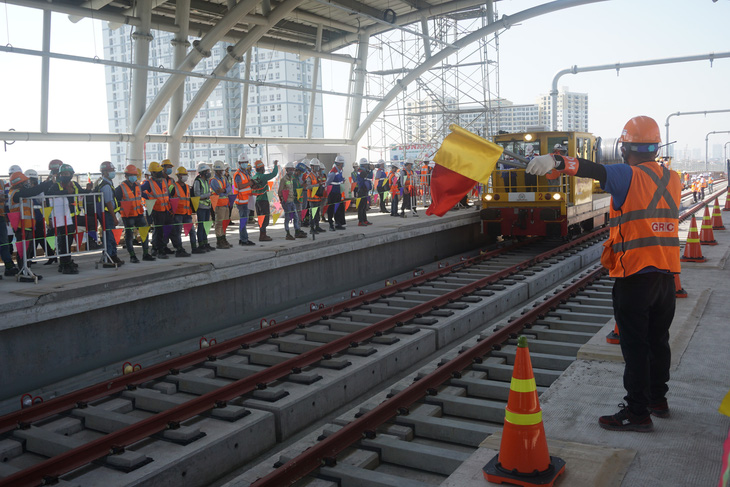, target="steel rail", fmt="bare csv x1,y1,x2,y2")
0,234,601,487
0,239,532,436
250,266,608,486
249,187,726,486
